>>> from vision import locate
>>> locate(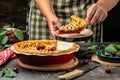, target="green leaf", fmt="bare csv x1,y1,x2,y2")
4,28,15,31
105,44,117,53
0,44,13,50
4,68,17,78
2,25,11,28
0,70,4,77
14,29,24,41
11,23,15,28
79,49,96,57
114,44,120,52
78,44,106,58
4,44,13,48
0,35,8,45
0,29,7,35
87,45,98,50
